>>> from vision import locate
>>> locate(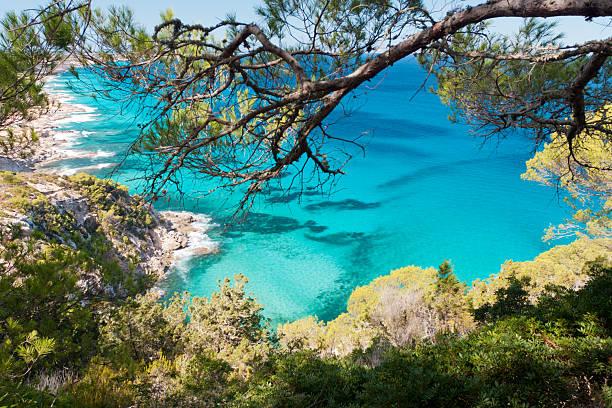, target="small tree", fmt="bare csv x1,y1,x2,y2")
474,276,532,323
523,118,612,240
184,274,272,374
